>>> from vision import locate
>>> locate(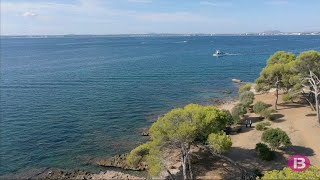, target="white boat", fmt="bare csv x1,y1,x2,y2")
213,50,225,57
